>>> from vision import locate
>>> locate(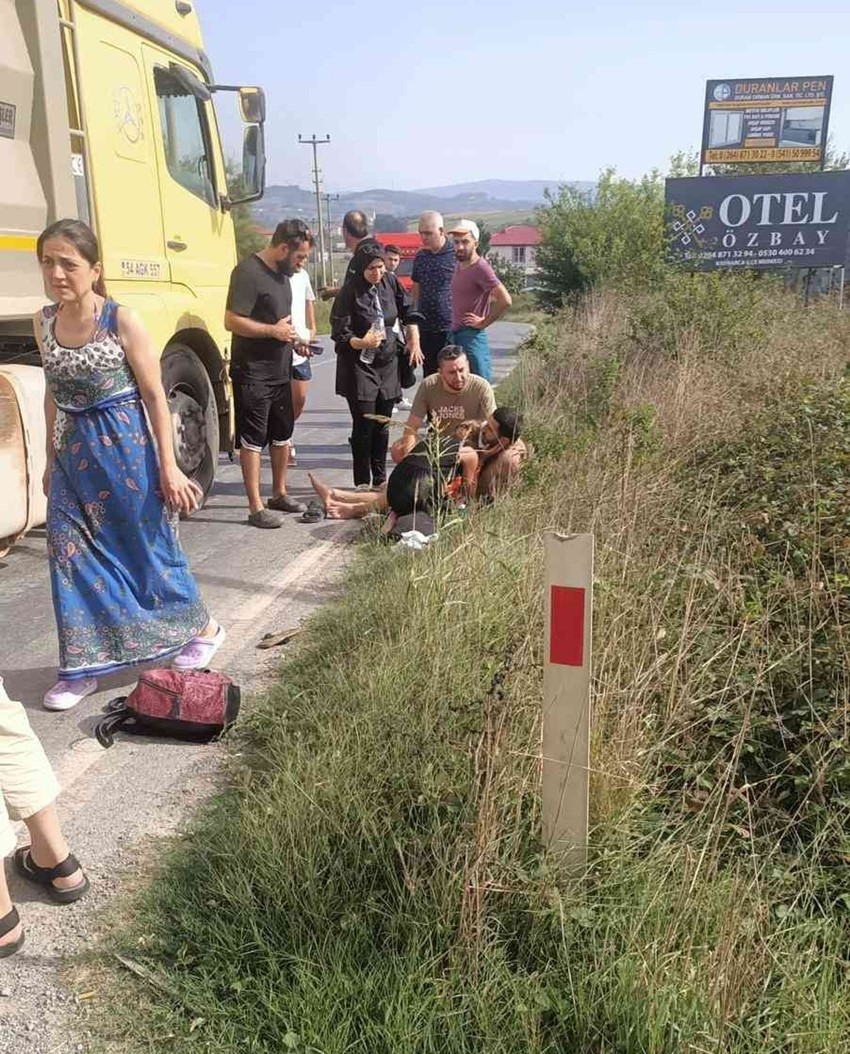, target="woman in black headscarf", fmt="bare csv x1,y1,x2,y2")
332,242,422,487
